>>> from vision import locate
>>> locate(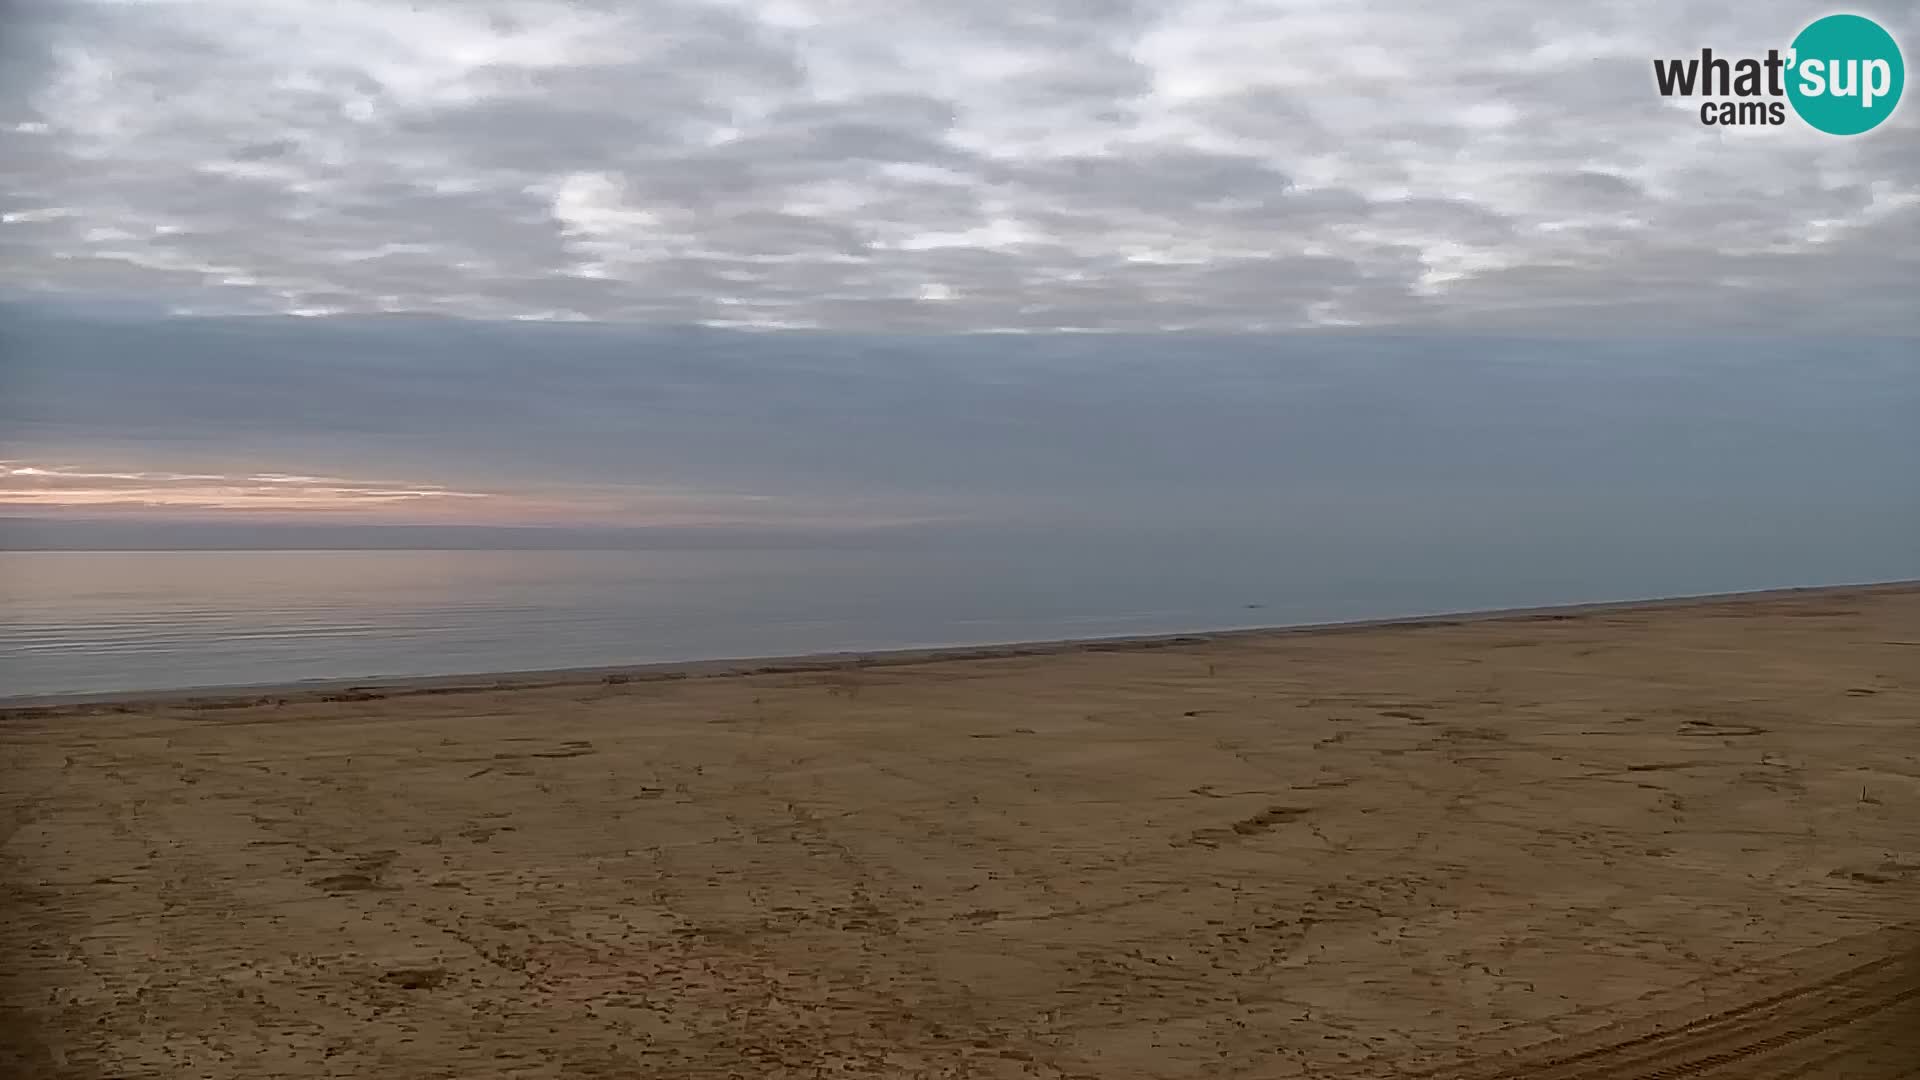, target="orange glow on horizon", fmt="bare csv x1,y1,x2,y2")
0,461,942,530
0,461,496,516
